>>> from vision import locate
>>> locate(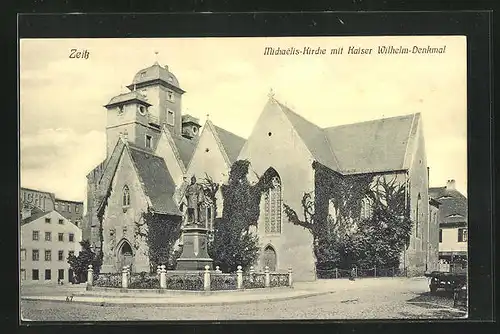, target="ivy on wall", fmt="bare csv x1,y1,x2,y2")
205,160,275,273
283,161,413,270
134,209,182,273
